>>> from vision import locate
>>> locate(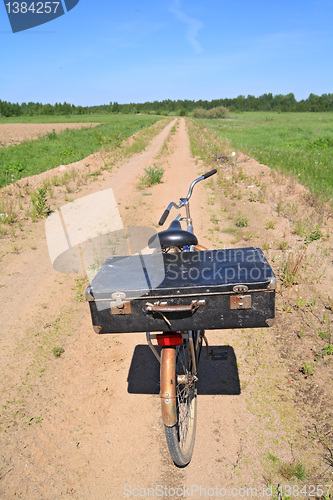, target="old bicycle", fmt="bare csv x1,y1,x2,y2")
86,170,275,467
145,169,217,466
